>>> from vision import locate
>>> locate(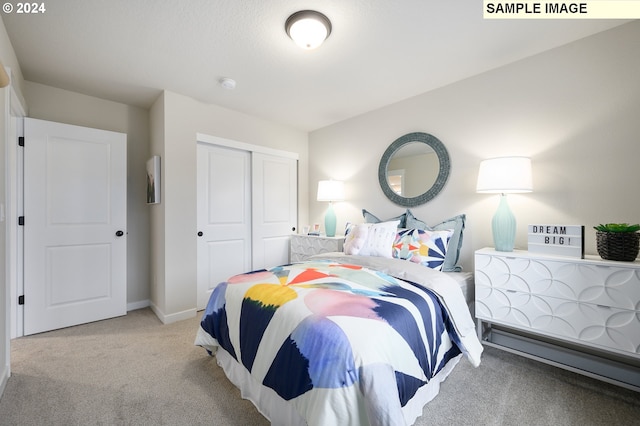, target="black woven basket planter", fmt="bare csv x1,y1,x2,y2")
596,231,640,261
